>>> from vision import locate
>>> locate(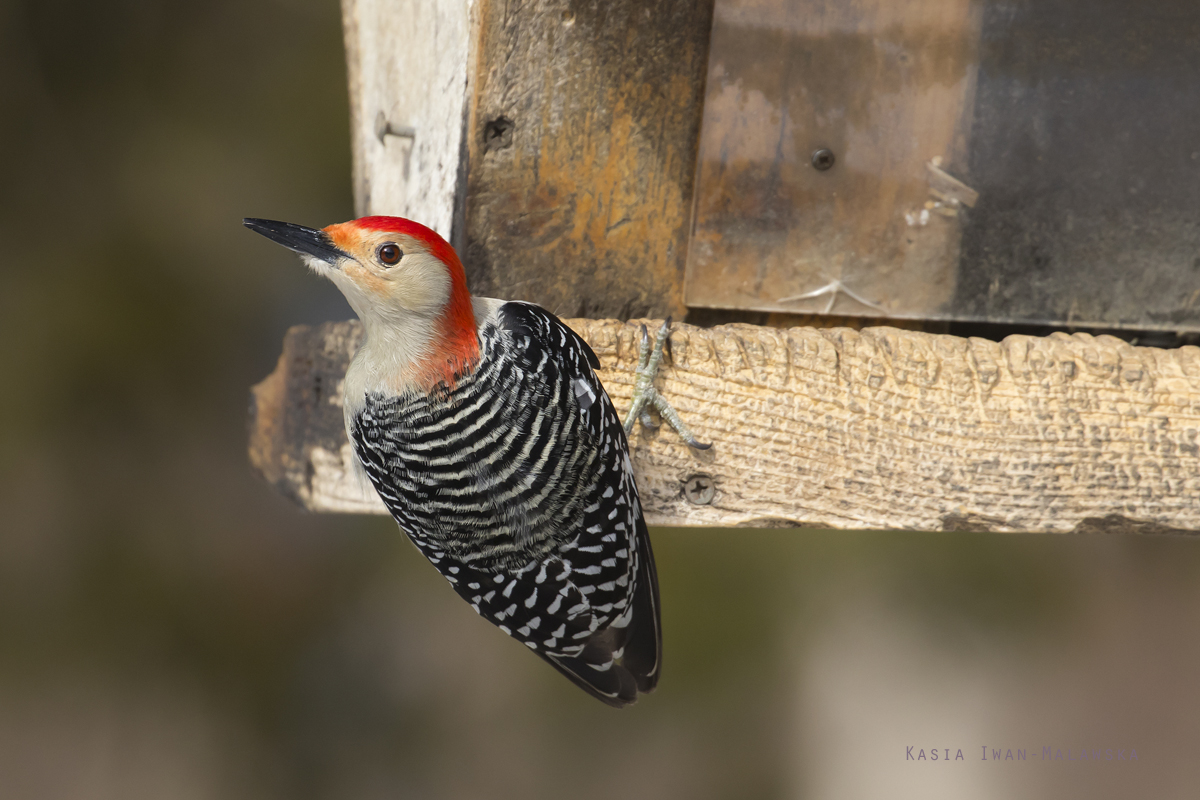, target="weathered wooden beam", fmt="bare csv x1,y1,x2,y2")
461,0,714,321
250,321,1200,534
